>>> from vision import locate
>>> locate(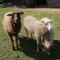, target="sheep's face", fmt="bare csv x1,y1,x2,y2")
7,12,24,23
41,18,53,31
45,21,53,31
